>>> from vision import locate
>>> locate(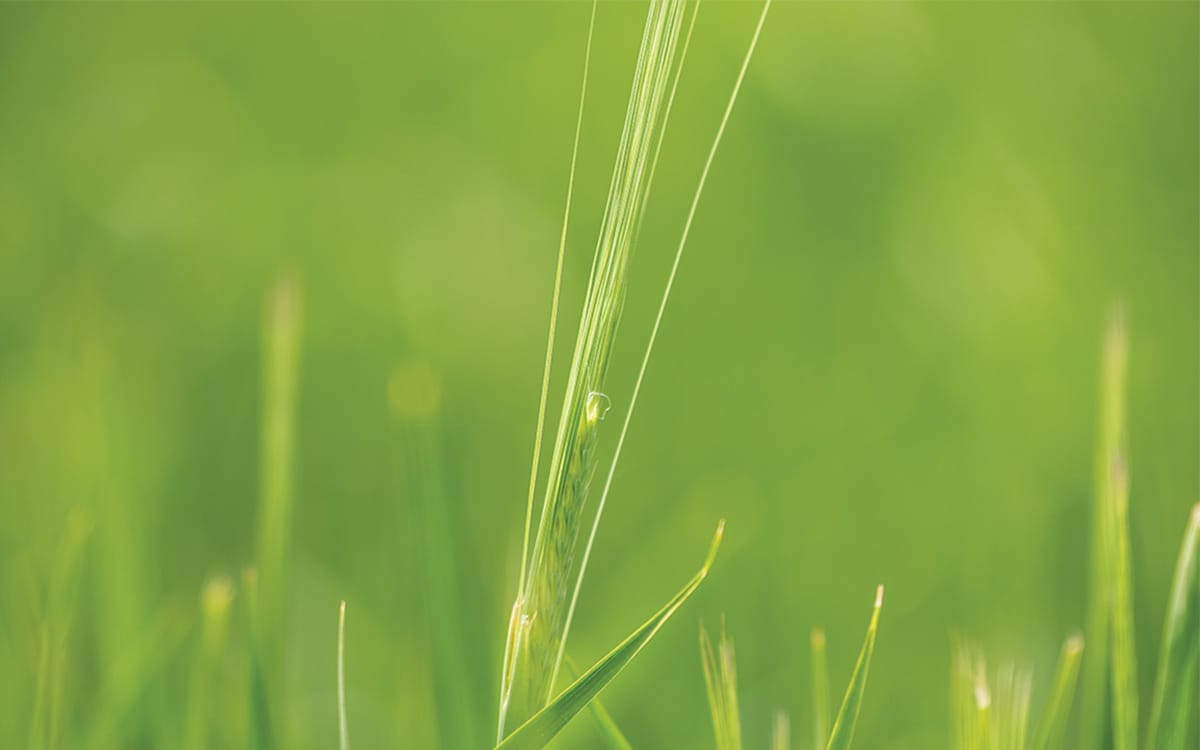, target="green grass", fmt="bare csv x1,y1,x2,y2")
4,3,1197,750
942,309,1197,750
